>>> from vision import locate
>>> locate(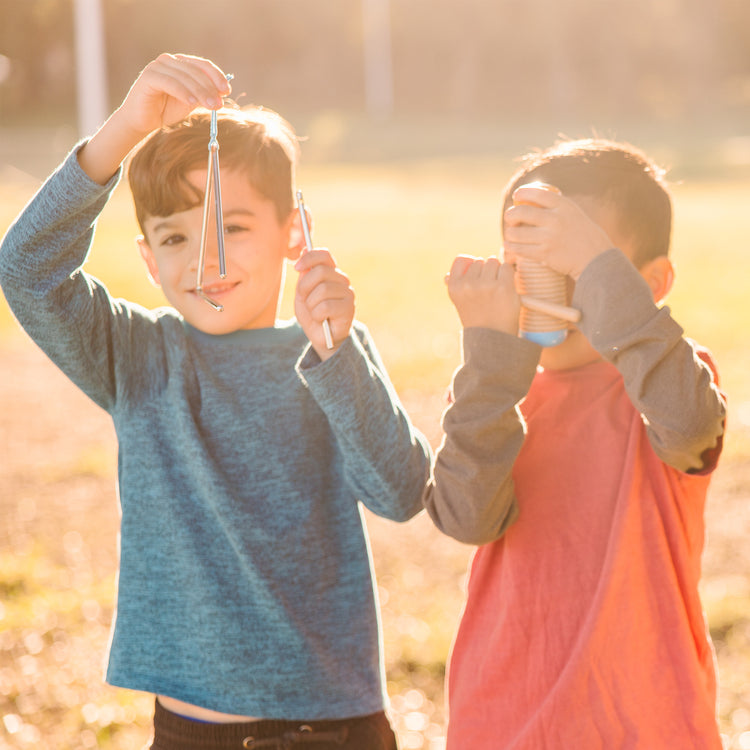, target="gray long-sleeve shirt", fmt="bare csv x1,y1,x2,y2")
423,248,726,546
0,148,432,719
